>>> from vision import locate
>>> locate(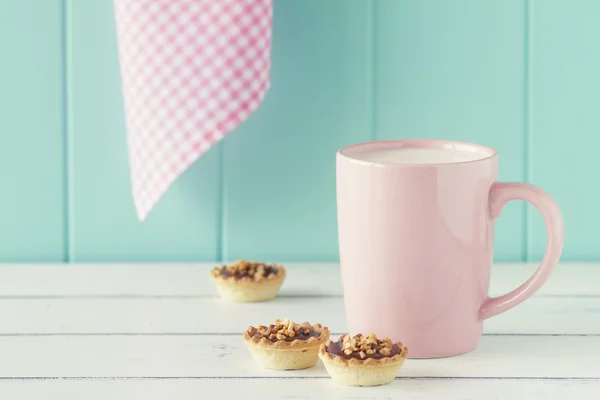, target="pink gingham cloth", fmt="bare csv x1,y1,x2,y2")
114,0,273,220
